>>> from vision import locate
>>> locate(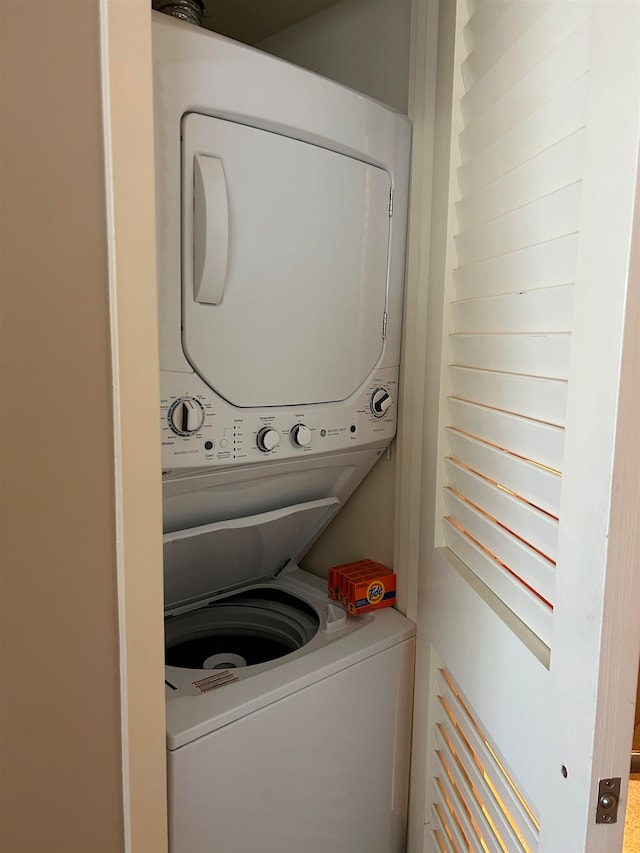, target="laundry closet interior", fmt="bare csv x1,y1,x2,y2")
153,1,417,851
151,1,640,851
